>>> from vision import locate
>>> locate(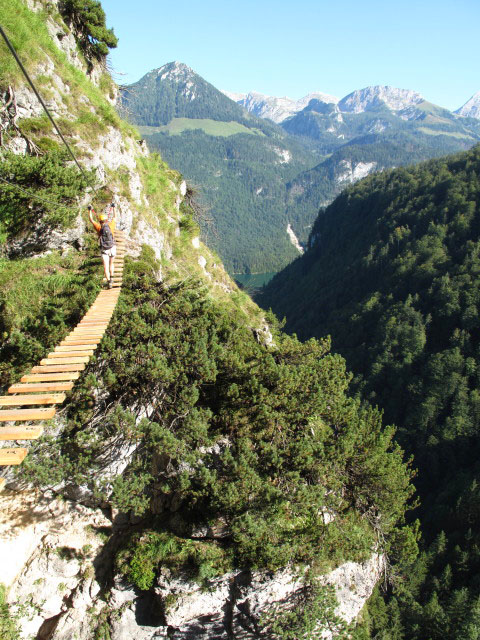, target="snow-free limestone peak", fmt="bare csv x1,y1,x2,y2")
455,91,480,119
337,85,425,114
223,89,339,123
